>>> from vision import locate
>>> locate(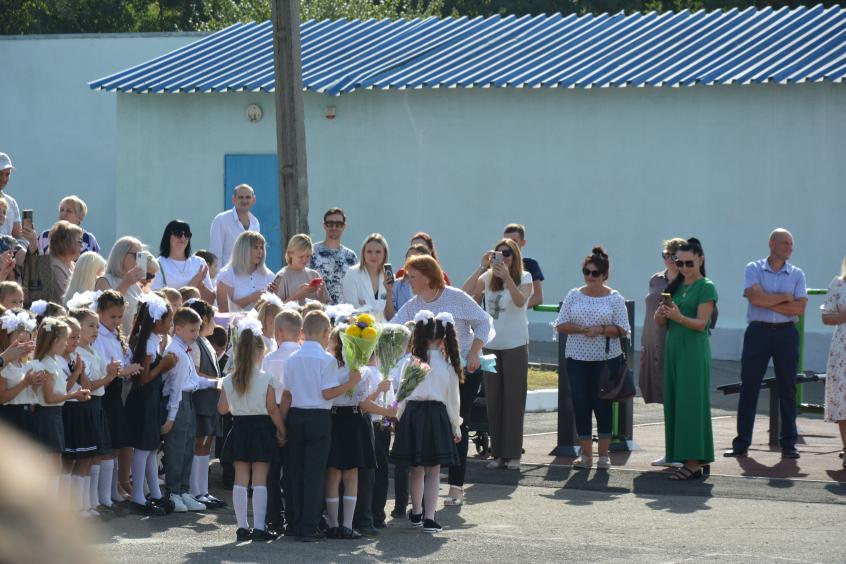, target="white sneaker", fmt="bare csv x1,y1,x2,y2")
597,455,611,469
651,455,669,466
170,493,188,513
506,459,521,470
181,493,207,511
572,455,593,469
486,459,505,469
